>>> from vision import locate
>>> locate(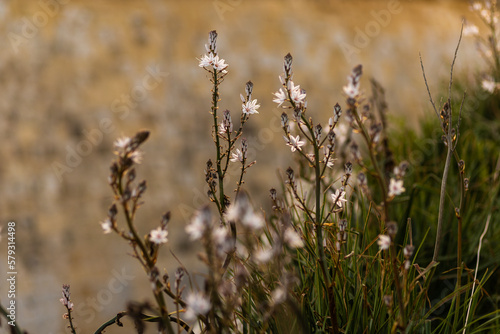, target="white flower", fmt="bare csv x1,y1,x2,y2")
149,227,168,244
343,81,359,98
331,189,347,208
388,178,405,197
255,247,274,264
284,135,305,152
114,137,131,150
271,287,287,305
213,56,228,71
199,54,214,68
198,54,228,73
129,150,143,164
225,195,264,230
273,88,287,107
471,2,482,11
242,99,260,115
377,234,391,250
186,208,211,240
100,219,113,234
185,292,211,321
230,149,244,163
482,78,496,93
284,228,304,248
463,23,479,37
289,81,306,105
